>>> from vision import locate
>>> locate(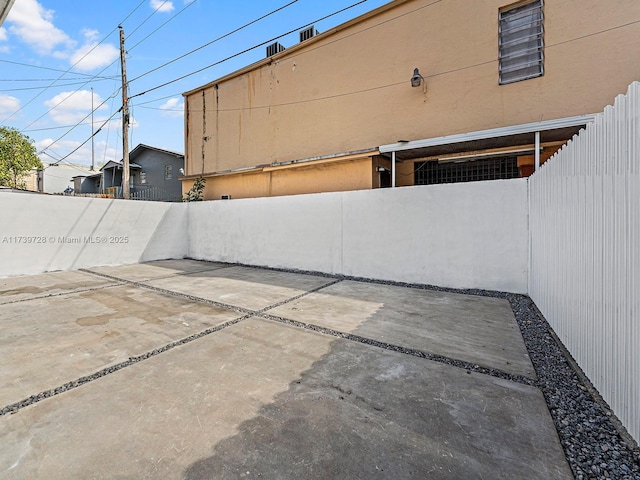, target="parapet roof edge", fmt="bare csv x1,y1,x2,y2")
182,0,410,97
